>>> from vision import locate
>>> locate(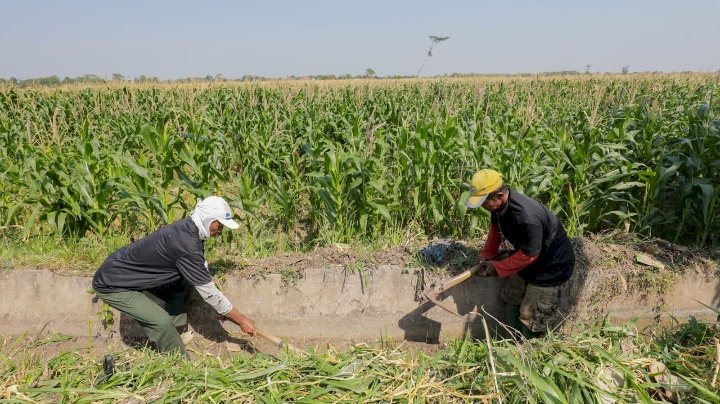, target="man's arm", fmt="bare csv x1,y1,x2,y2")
479,223,502,261
223,307,256,335
176,253,257,335
491,250,538,277
483,222,542,277
194,282,256,335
